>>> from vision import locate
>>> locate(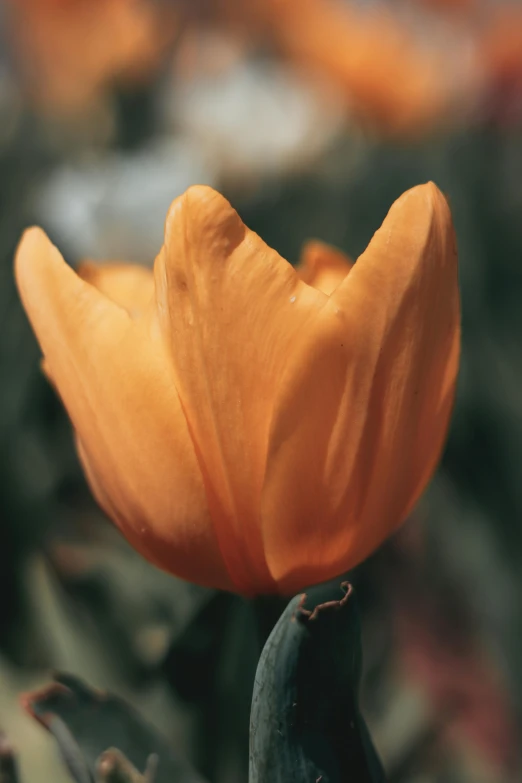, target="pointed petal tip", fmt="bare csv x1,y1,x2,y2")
17,225,49,246
14,226,60,299
164,184,228,225
183,183,224,205
383,181,453,249
415,183,456,255
301,239,337,263
422,181,450,212
163,184,245,255
15,225,49,270
300,239,352,267
298,239,353,295
399,181,449,214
